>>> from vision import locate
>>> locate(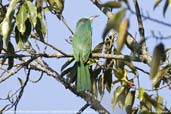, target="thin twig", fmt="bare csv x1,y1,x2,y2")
5,69,31,112
29,71,43,83
61,15,74,35
144,81,171,92
76,103,89,114
135,66,150,75
31,33,68,55
14,69,31,113
128,8,171,28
